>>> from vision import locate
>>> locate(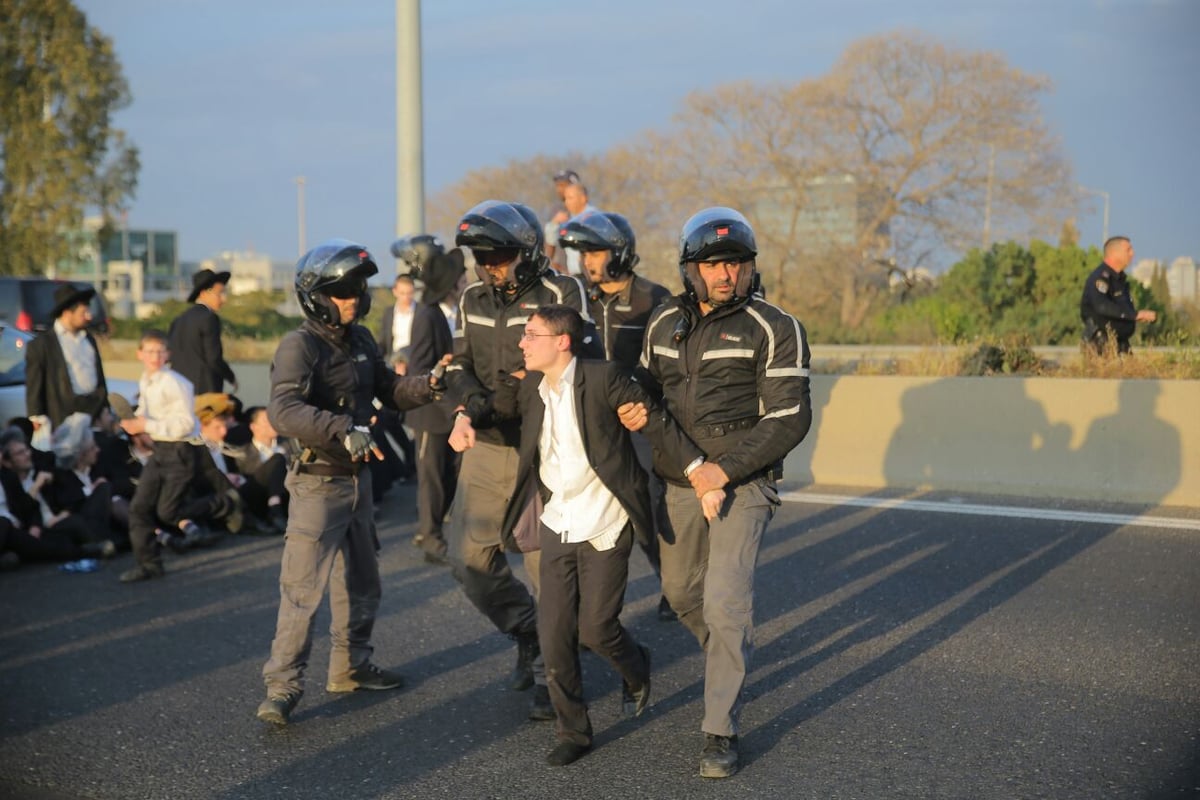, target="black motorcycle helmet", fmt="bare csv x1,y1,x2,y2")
677,207,759,304
557,210,640,280
295,238,379,326
455,200,548,290
390,233,445,277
